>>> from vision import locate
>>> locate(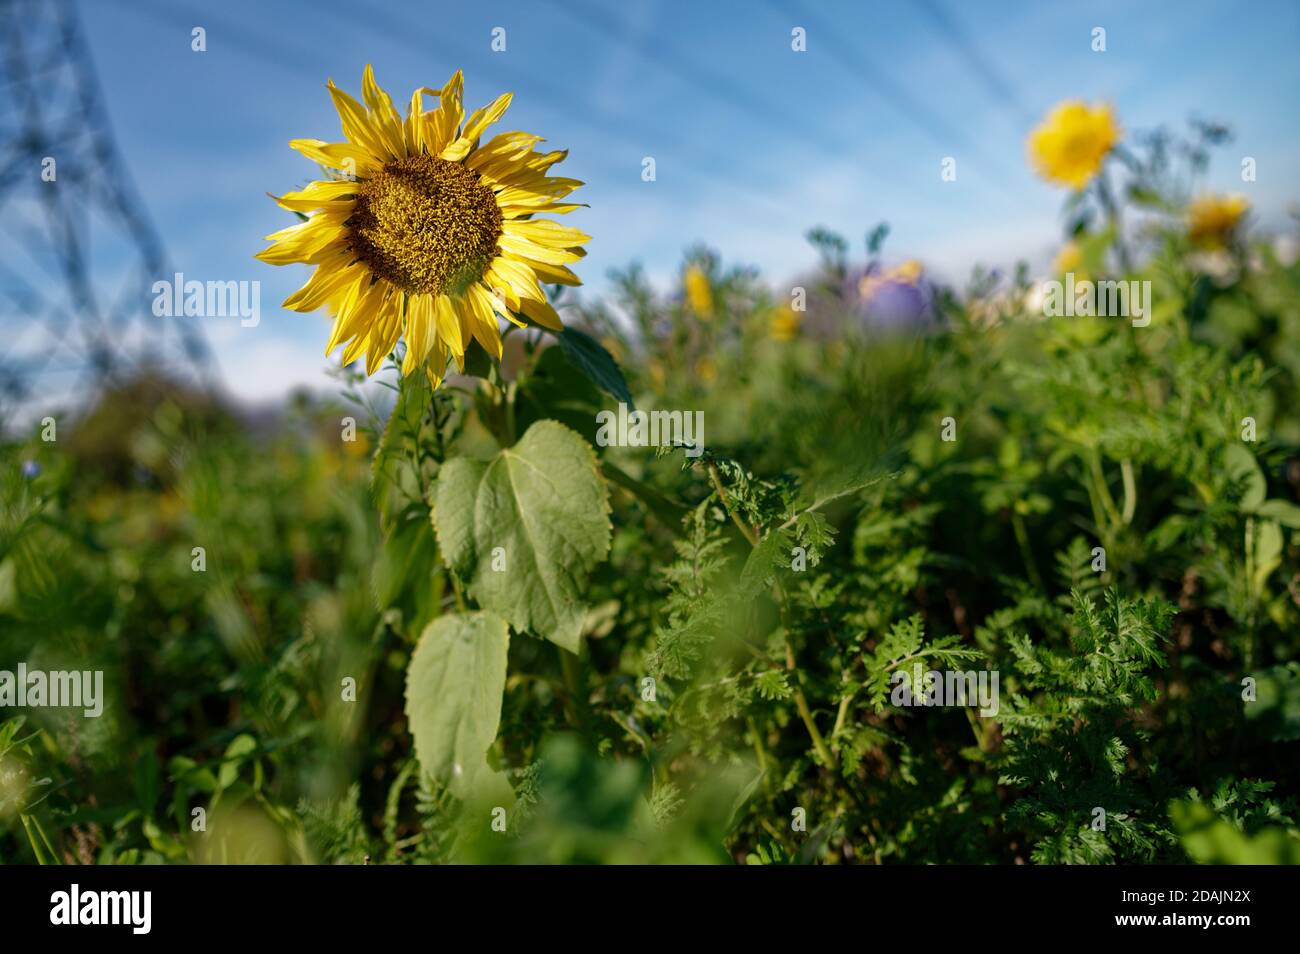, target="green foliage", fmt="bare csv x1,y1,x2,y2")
557,327,635,409
4,118,1300,866
1172,799,1300,864
299,783,369,865
998,590,1176,864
